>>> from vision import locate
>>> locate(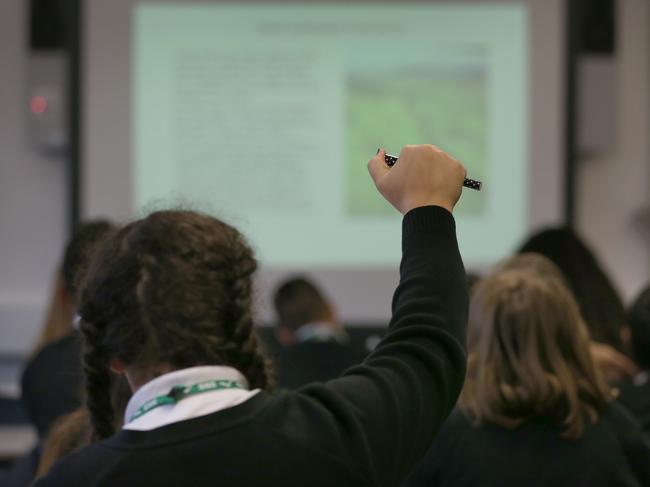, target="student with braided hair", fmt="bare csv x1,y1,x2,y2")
36,145,468,487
